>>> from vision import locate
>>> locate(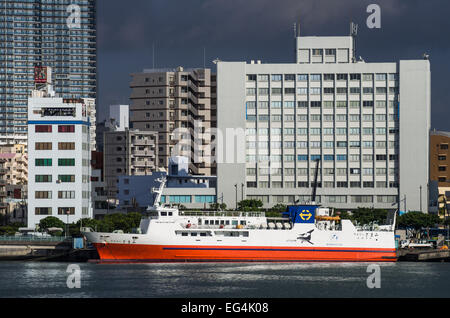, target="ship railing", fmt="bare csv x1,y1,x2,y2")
179,211,266,218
